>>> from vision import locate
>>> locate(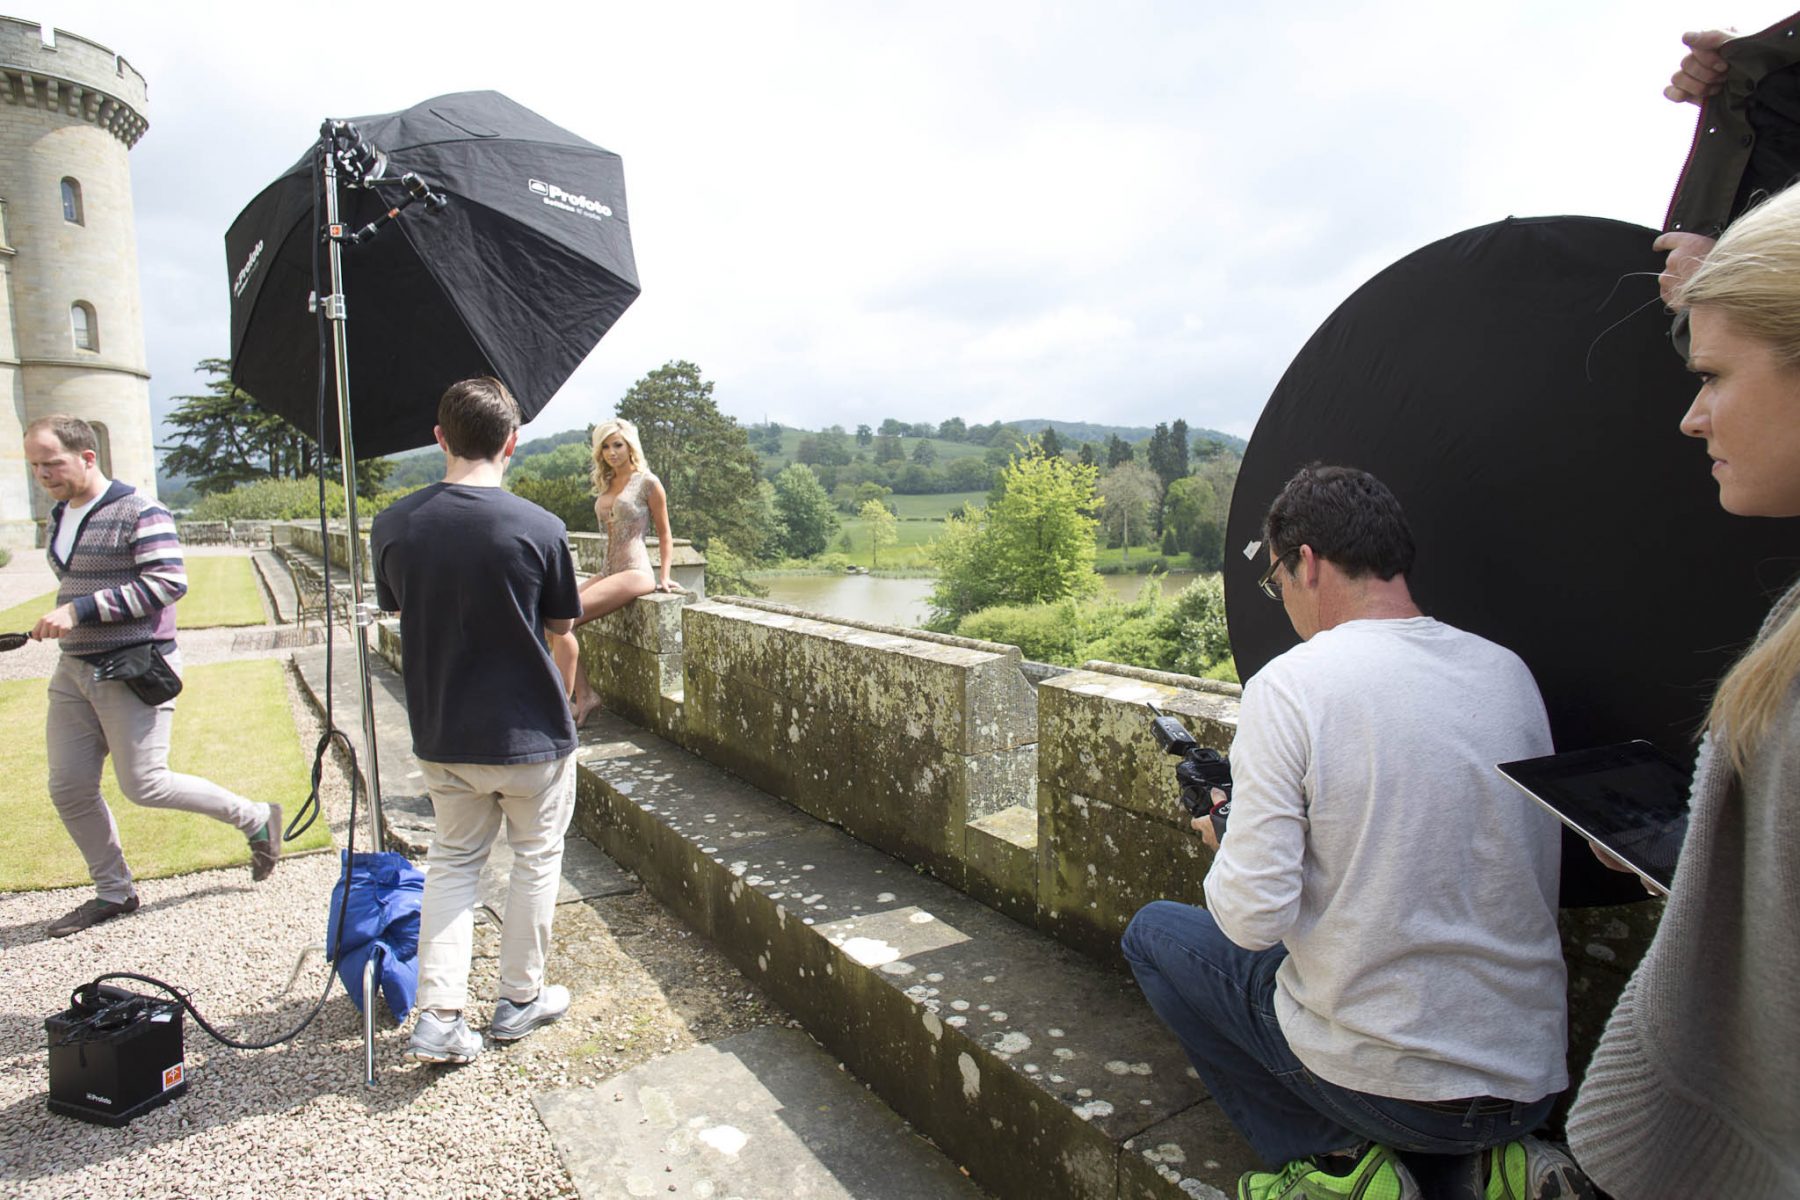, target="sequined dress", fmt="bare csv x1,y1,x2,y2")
597,470,655,579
